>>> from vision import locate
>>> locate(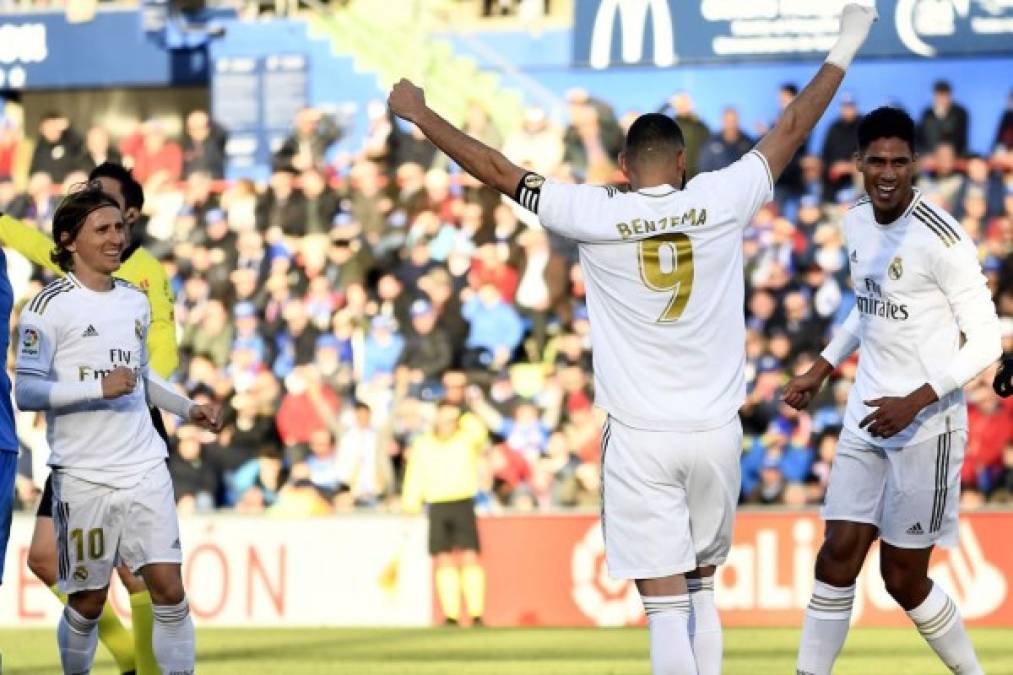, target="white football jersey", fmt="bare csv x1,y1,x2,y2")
15,274,166,487
834,190,1000,448
520,150,774,431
